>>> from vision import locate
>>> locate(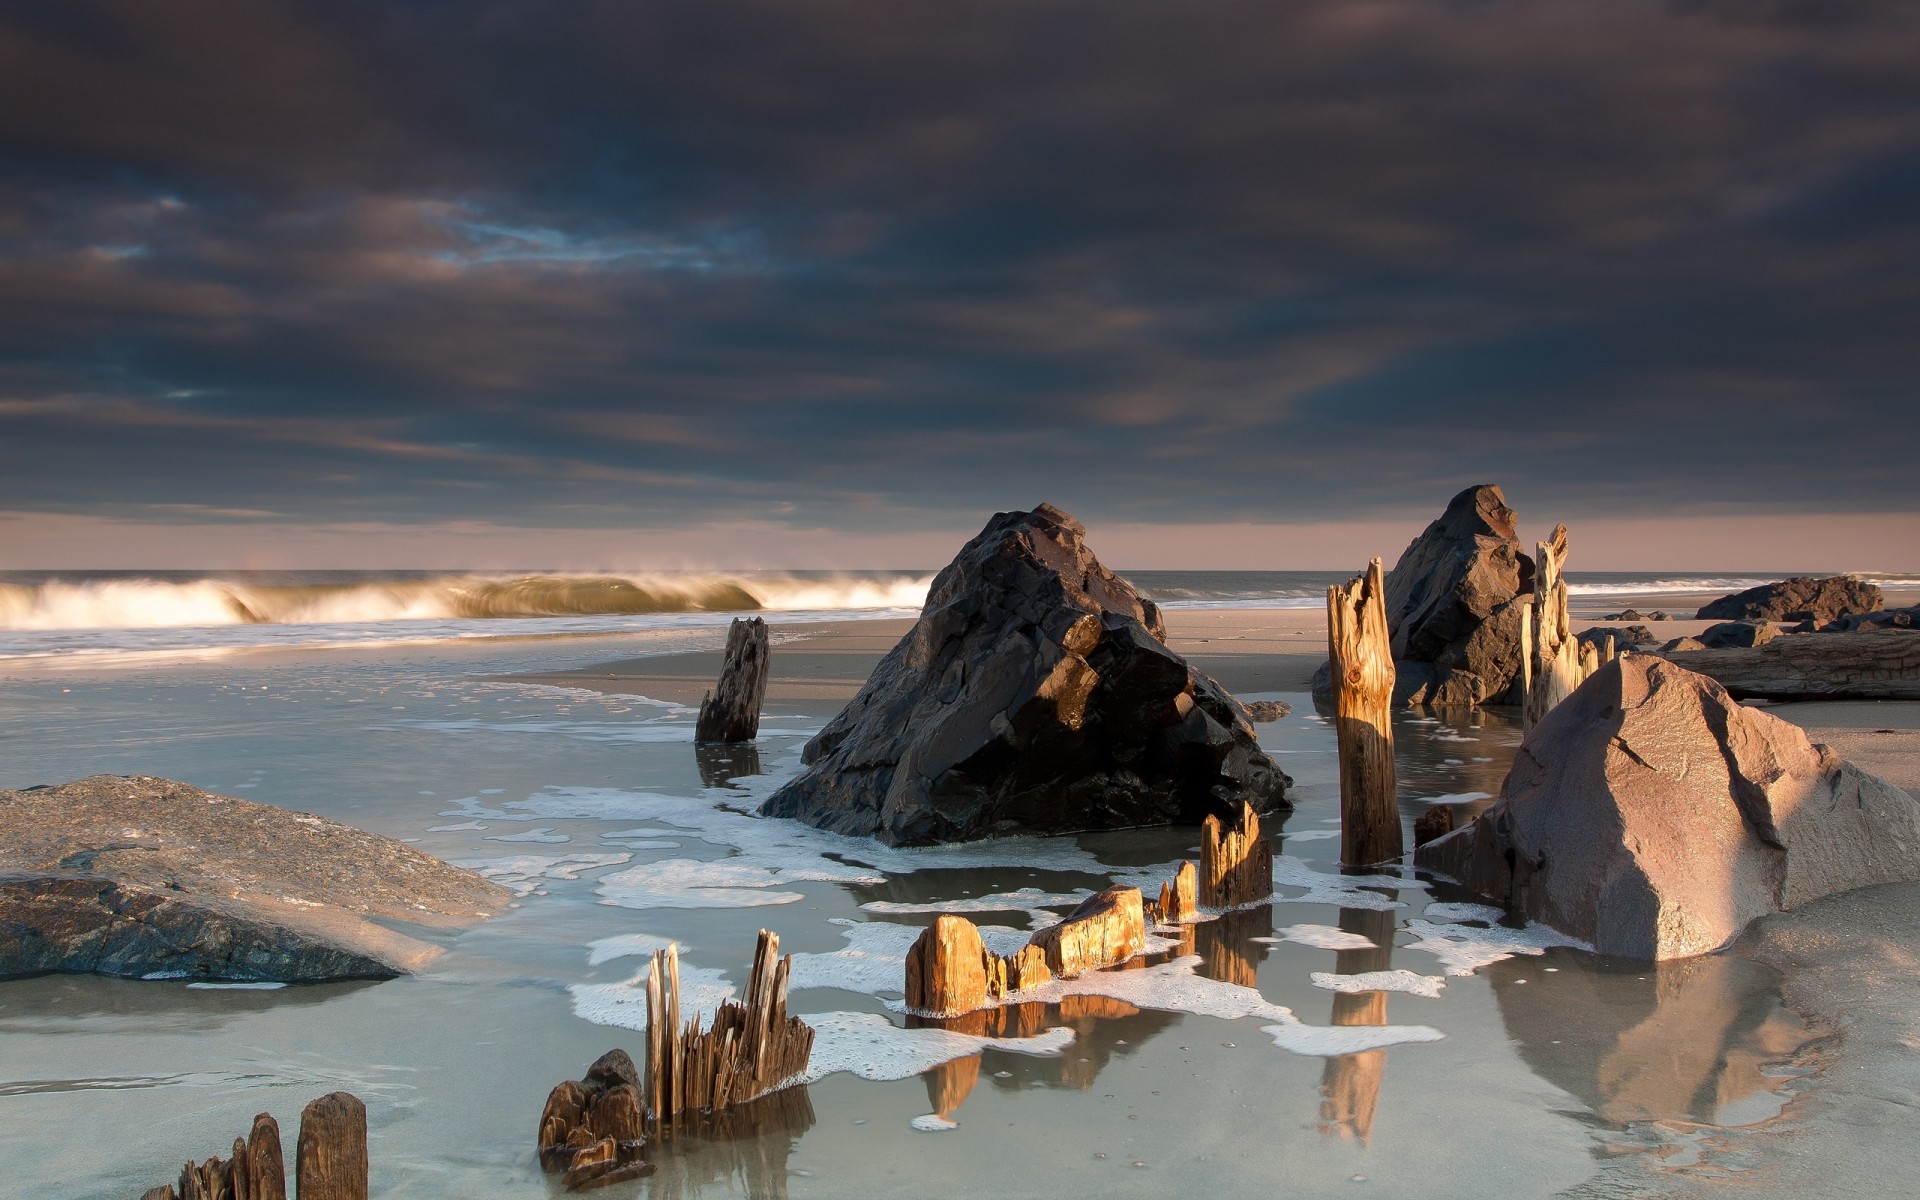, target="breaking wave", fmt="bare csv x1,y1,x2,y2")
0,573,935,632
